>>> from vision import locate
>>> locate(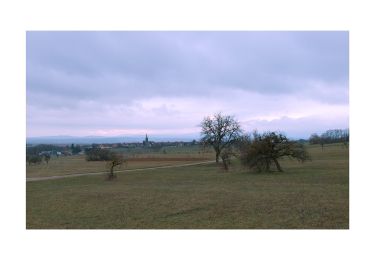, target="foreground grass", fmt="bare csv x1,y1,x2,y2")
26,144,348,229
